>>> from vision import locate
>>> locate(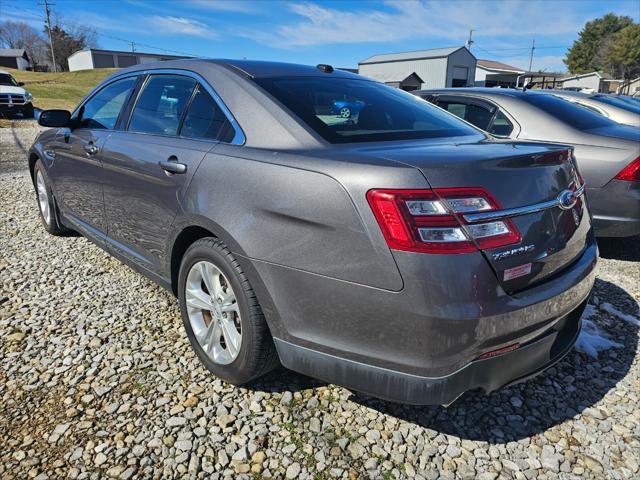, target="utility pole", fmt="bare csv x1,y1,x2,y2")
466,29,474,51
528,37,535,72
129,41,136,53
39,0,57,72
